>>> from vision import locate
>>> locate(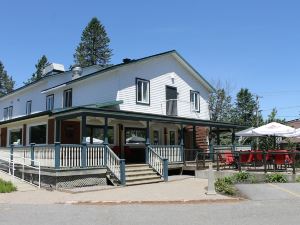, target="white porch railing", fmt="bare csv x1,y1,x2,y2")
150,145,183,163
106,145,125,185
147,146,168,181
60,144,82,168
0,152,41,188
87,144,105,167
